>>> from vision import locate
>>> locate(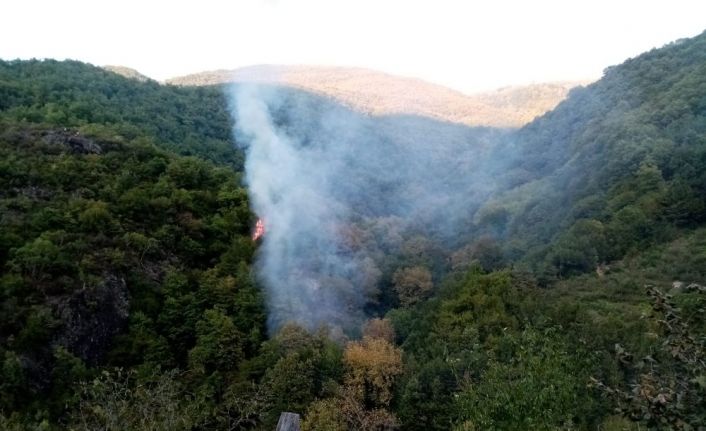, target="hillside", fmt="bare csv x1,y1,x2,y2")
1,30,705,431
384,32,706,429
0,122,264,428
102,65,152,82
0,59,242,169
477,31,706,277
167,65,586,128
